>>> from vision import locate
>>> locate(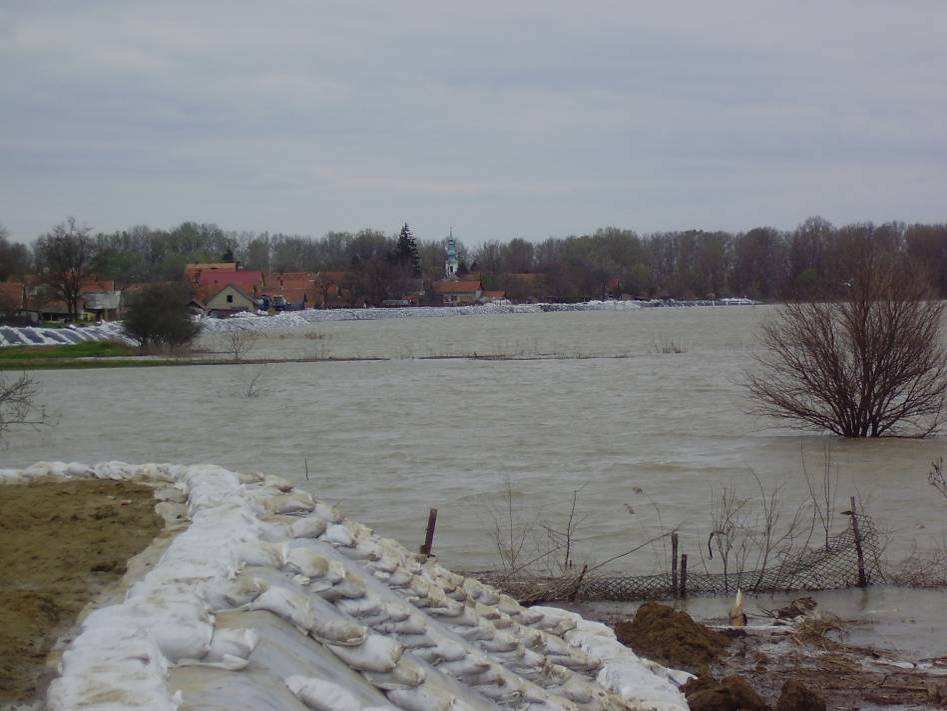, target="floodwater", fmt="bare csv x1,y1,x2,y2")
567,585,947,661
4,307,947,575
